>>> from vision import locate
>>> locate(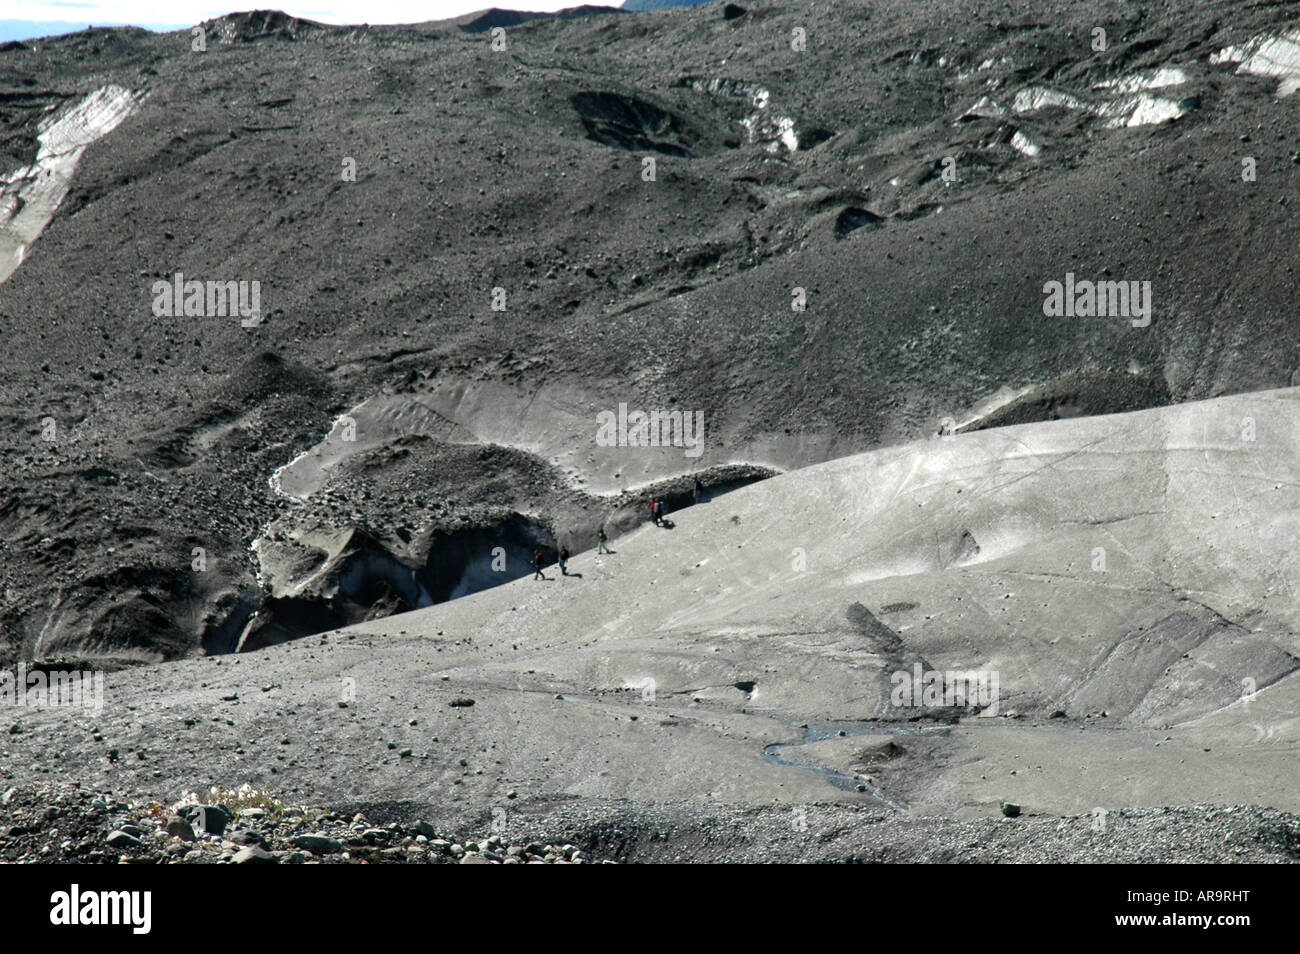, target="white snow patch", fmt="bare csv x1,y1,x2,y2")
685,77,769,109
1210,45,1247,66
1110,95,1186,128
1211,29,1300,96
777,116,798,152
741,111,799,153
0,85,140,286
1094,67,1189,93
684,77,795,151
1010,130,1040,156
1012,86,1089,113
249,536,269,588
959,95,1007,121
735,85,798,154
1013,84,1186,127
